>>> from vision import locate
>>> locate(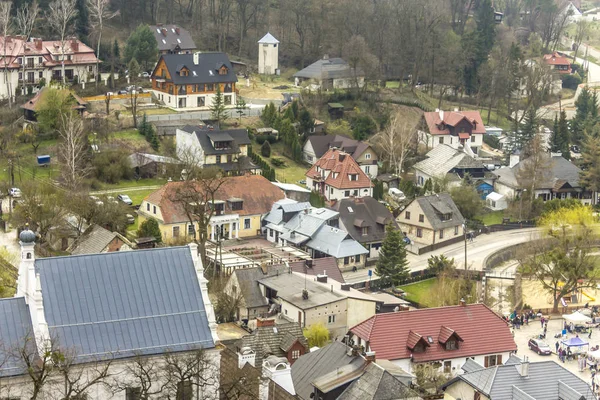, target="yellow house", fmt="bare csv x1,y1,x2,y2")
138,174,285,243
